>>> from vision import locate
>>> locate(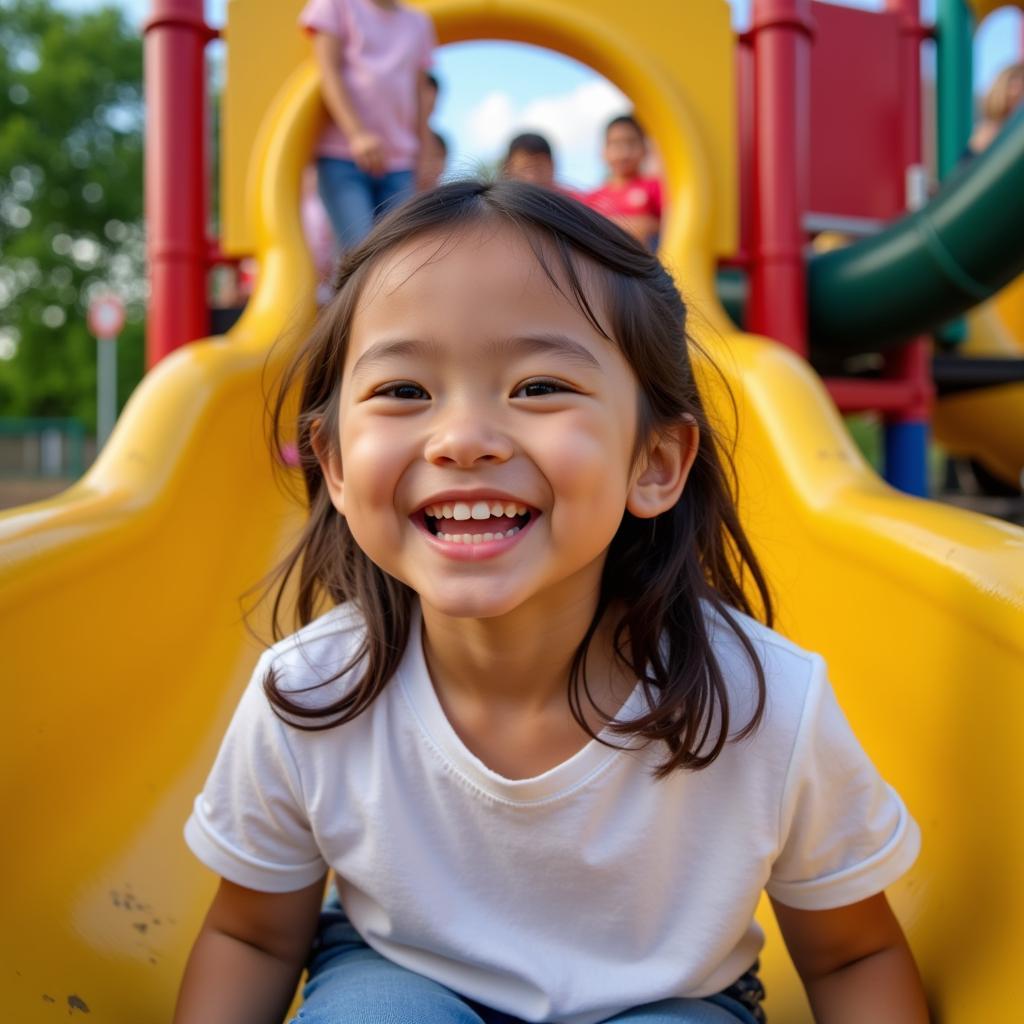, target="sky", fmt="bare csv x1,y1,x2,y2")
55,0,1024,190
